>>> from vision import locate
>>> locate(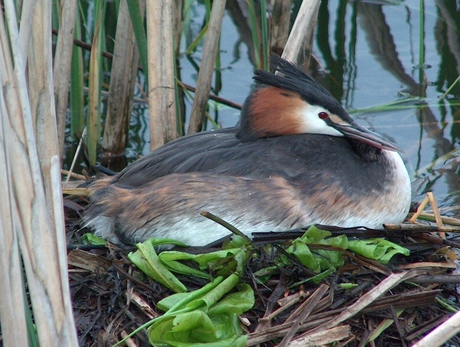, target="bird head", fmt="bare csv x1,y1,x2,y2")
237,54,401,153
